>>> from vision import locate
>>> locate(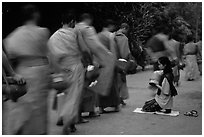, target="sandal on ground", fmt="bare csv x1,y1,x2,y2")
184,110,198,117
